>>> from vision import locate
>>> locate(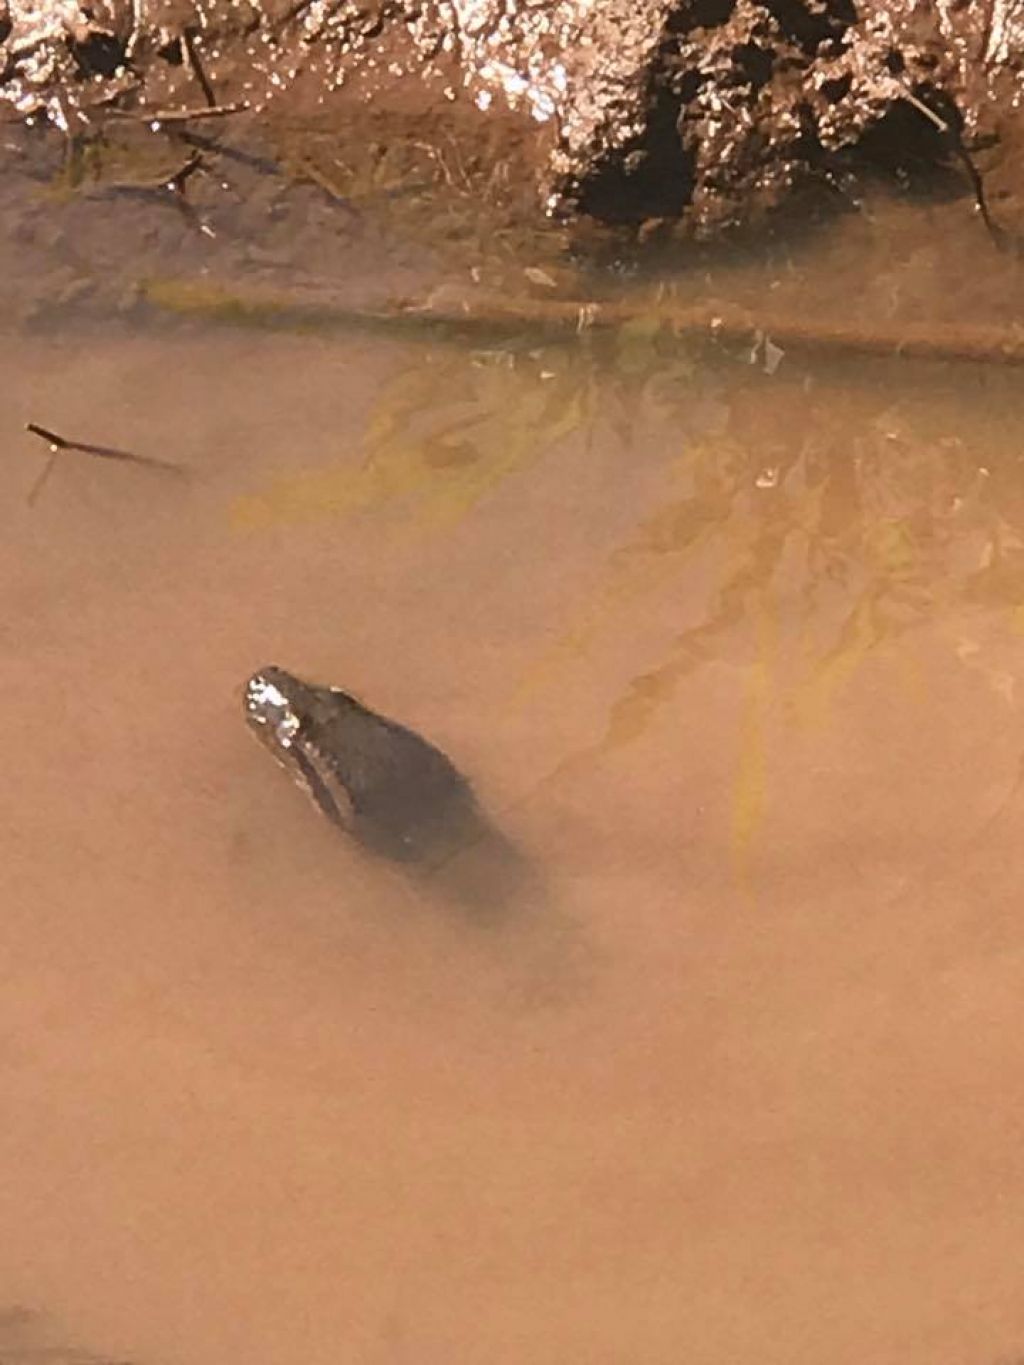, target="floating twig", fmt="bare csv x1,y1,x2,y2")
25,421,188,504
